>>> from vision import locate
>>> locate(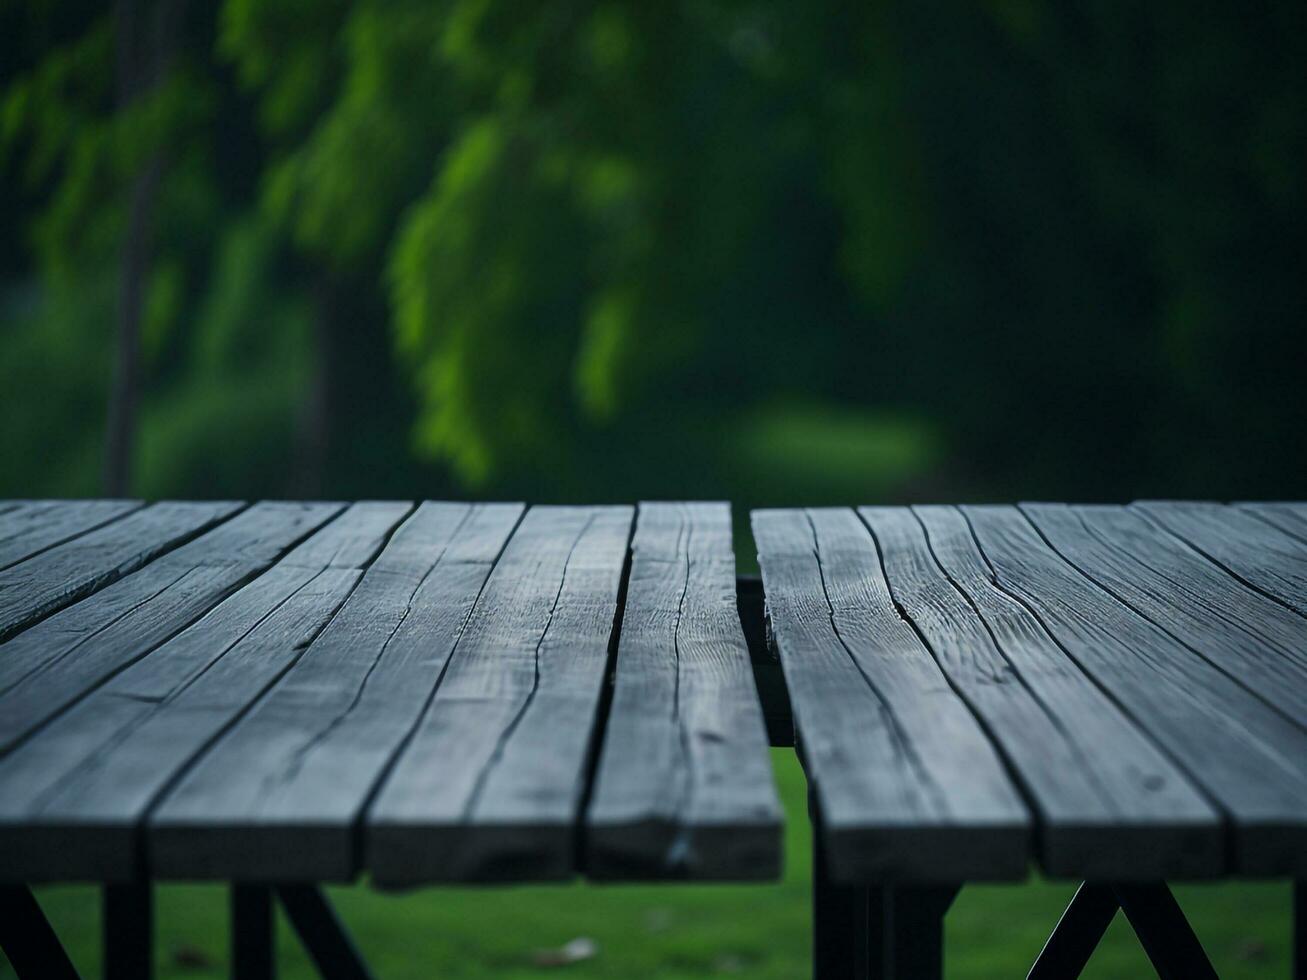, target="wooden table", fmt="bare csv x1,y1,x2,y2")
0,499,1304,978
756,502,1307,979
